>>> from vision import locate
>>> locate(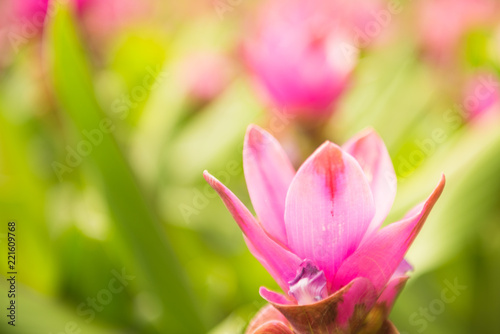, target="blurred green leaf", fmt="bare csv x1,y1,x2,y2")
165,78,263,185
0,277,119,334
394,121,500,274
0,108,58,295
44,5,205,333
